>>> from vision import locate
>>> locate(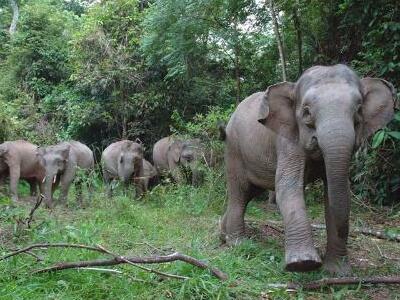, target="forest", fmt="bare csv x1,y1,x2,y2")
0,0,399,299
